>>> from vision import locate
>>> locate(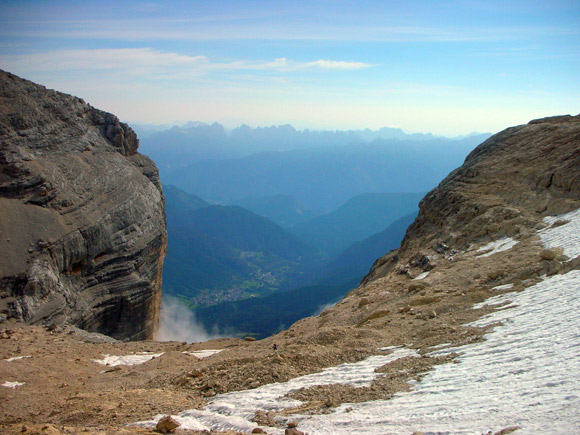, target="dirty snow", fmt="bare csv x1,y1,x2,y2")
476,236,518,257
137,265,580,435
539,208,580,259
183,349,223,359
134,348,419,433
2,381,25,388
4,356,32,362
298,270,580,434
92,352,163,366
